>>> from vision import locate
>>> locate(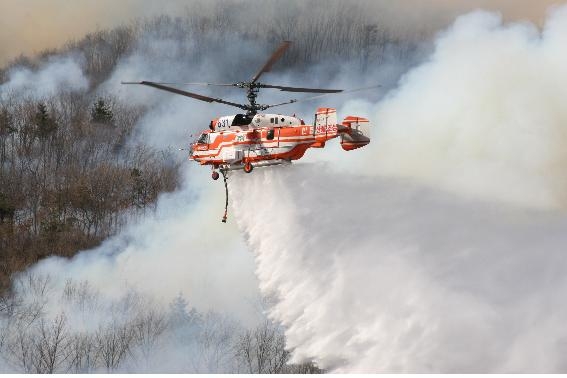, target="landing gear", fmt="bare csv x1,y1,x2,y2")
243,162,254,173
211,171,220,180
